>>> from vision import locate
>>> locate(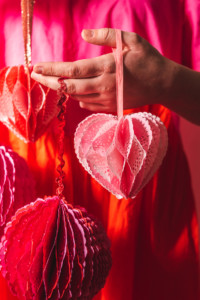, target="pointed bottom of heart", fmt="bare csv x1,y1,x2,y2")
74,112,168,199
